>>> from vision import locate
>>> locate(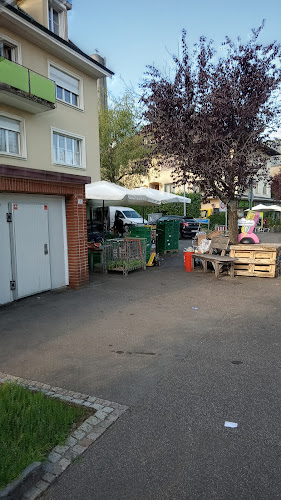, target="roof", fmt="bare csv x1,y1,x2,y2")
262,143,280,157
0,0,114,77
